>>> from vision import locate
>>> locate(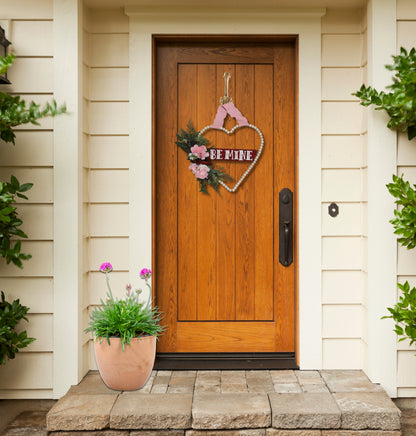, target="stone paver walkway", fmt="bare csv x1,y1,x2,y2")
45,369,402,435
